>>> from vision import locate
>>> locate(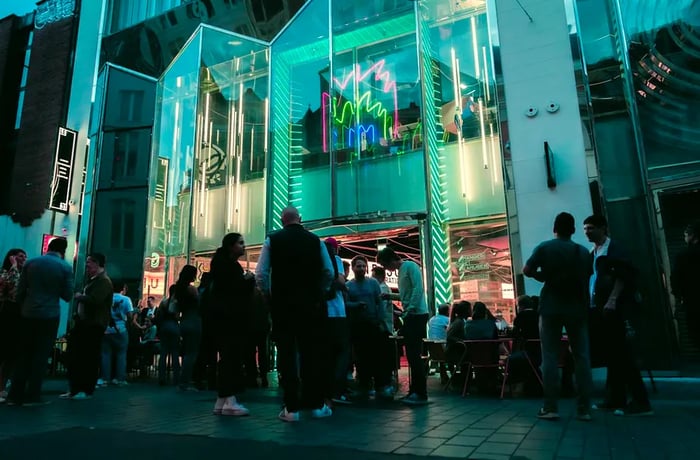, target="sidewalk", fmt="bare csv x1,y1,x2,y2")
0,373,698,460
